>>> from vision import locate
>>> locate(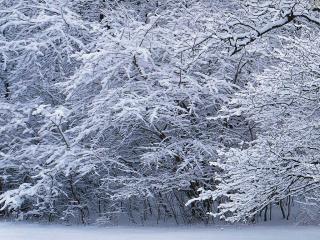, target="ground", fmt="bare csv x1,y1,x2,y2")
0,222,319,240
